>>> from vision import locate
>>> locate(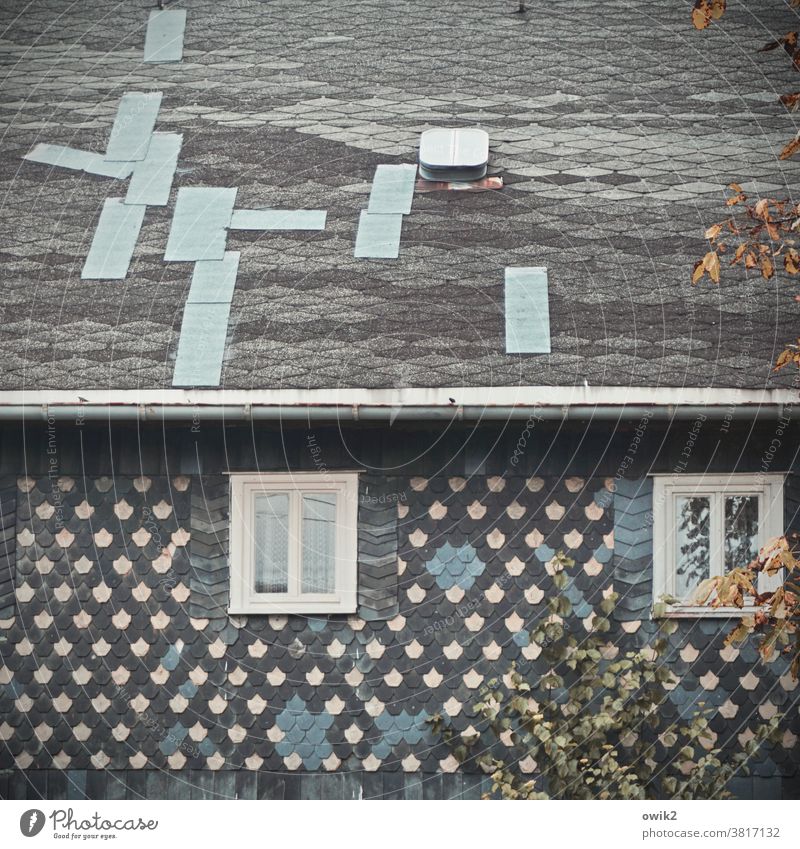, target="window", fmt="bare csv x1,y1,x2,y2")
652,474,784,617
229,473,359,614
